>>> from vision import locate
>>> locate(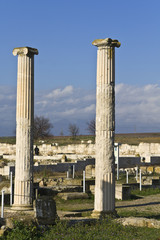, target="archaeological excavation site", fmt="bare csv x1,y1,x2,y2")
0,38,160,239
